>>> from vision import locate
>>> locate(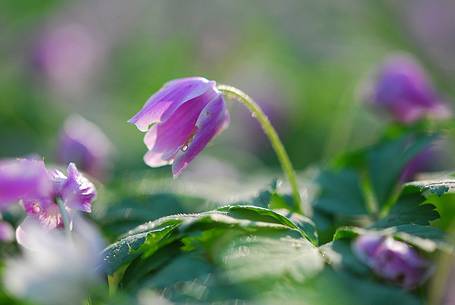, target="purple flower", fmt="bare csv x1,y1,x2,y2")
129,77,230,176
353,234,431,289
0,159,52,210
366,54,451,123
0,157,96,244
57,115,113,180
32,23,103,94
0,221,14,242
17,163,96,241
